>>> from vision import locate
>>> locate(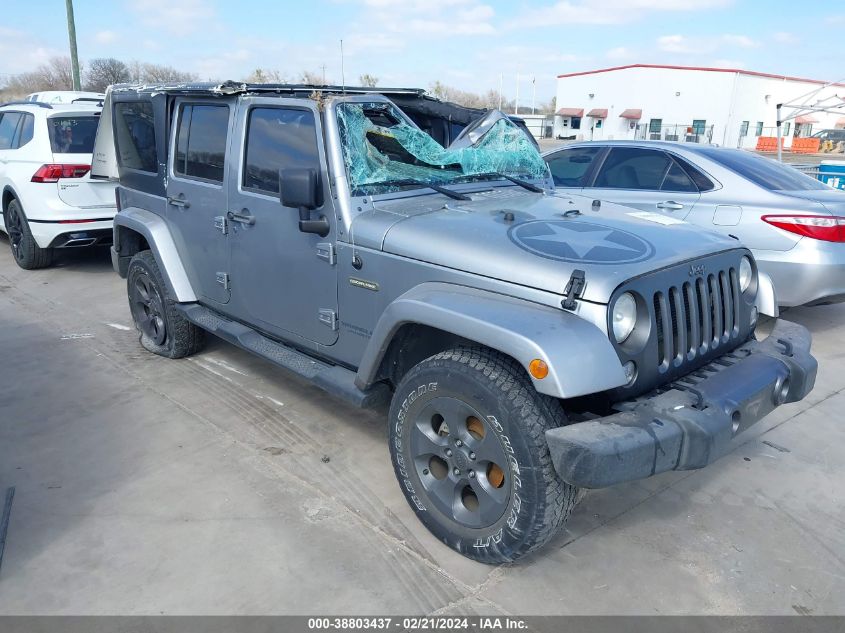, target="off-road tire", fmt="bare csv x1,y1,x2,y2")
388,347,578,564
127,250,205,359
5,199,53,270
